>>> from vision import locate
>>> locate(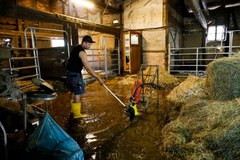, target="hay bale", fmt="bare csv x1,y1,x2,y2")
200,99,240,159
161,117,213,159
167,76,208,105
161,98,240,159
178,99,209,131
185,141,215,160
206,54,240,100
203,117,240,159
161,119,190,157
142,67,180,88
159,69,180,88
186,152,215,160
